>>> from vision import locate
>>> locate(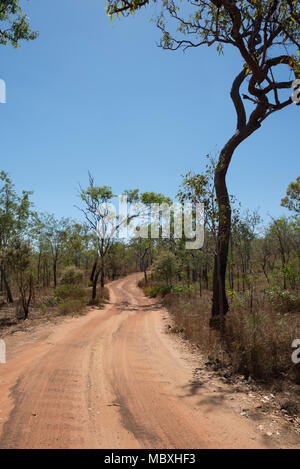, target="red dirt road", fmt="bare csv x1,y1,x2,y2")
0,274,277,449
